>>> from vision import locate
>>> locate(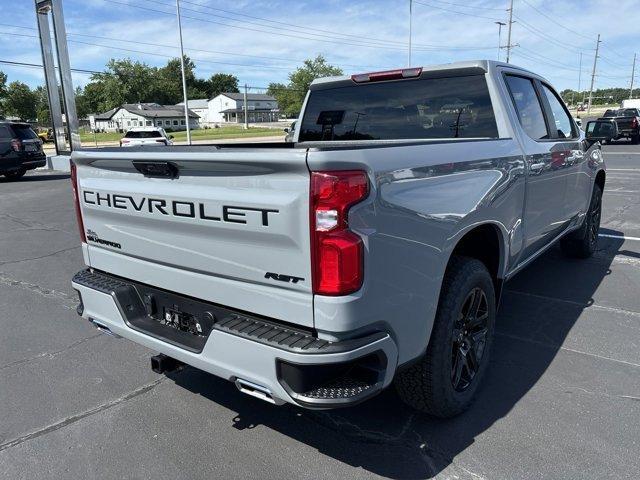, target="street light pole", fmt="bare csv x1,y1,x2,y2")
408,0,413,66
175,0,191,145
495,21,506,61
